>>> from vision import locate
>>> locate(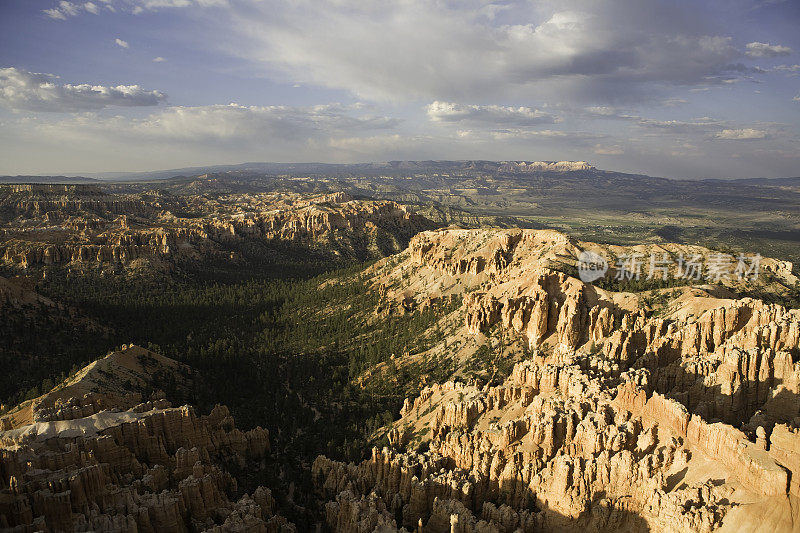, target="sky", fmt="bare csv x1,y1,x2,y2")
0,0,799,178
